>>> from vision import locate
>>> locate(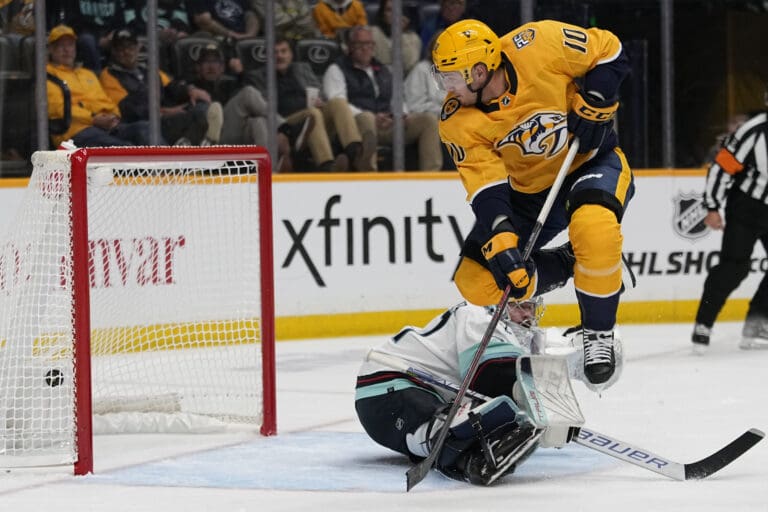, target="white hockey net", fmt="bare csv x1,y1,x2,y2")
0,147,274,472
